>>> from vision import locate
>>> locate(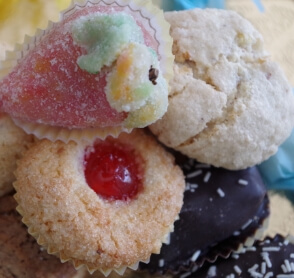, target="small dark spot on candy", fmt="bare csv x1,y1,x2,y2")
96,248,104,254
57,147,65,154
149,66,159,85
266,73,272,80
